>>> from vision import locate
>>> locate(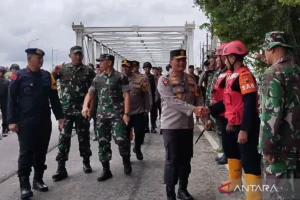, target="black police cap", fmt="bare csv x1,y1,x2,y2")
170,49,187,59
96,54,115,62
143,62,152,69
25,48,45,56
70,46,83,54
121,60,132,67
